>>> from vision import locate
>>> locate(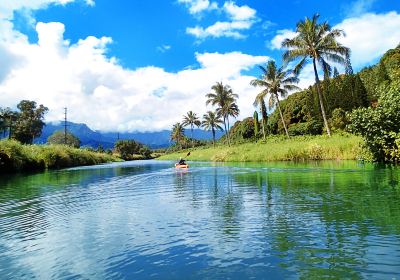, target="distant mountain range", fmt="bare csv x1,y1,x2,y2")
34,121,223,149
